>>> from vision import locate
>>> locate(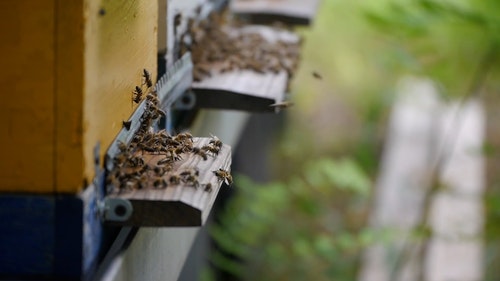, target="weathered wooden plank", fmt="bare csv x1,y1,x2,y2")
107,138,232,226
231,0,321,25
